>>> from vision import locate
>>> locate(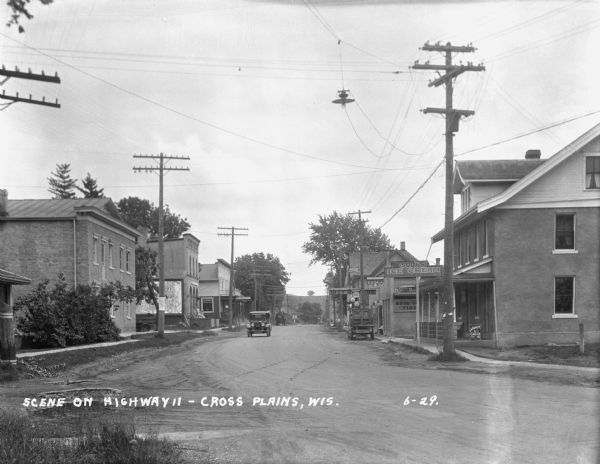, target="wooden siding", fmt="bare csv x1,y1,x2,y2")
504,145,600,207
